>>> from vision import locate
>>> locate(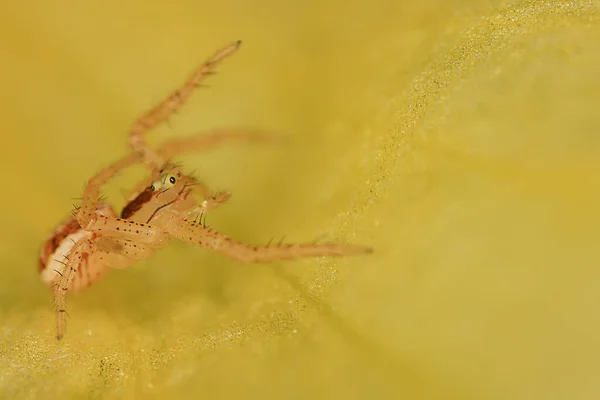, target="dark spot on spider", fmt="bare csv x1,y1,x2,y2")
169,176,176,184
121,188,153,219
